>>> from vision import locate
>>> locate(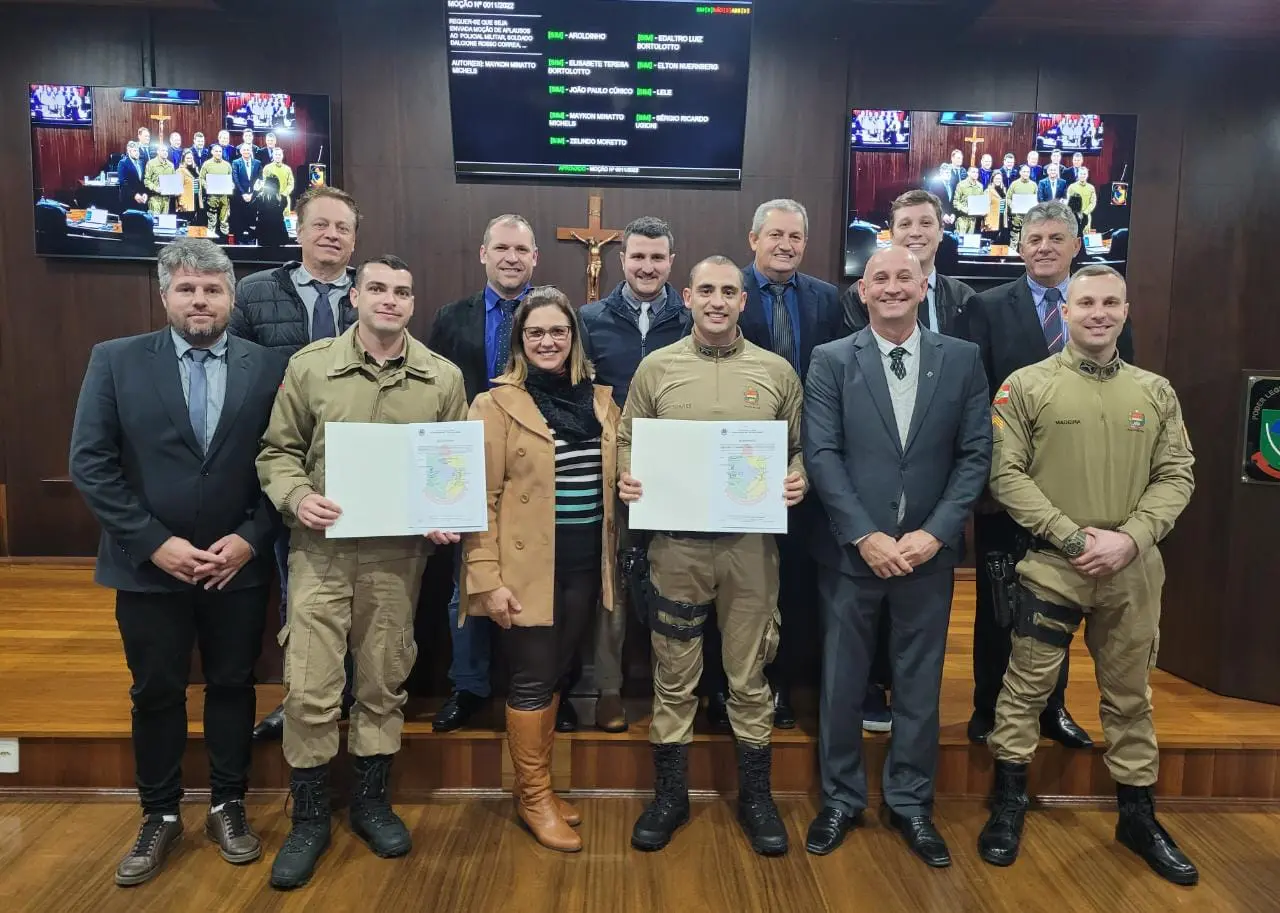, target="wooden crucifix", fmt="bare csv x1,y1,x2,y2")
149,108,172,137
557,191,622,302
964,130,985,167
